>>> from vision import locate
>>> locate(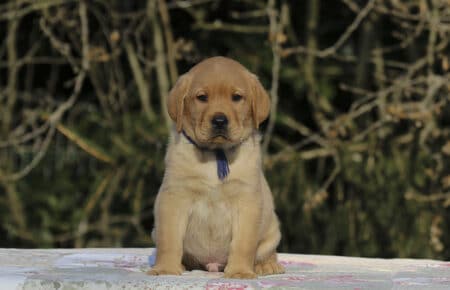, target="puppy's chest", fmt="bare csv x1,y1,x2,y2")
190,188,232,223
187,188,233,241
194,156,221,183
